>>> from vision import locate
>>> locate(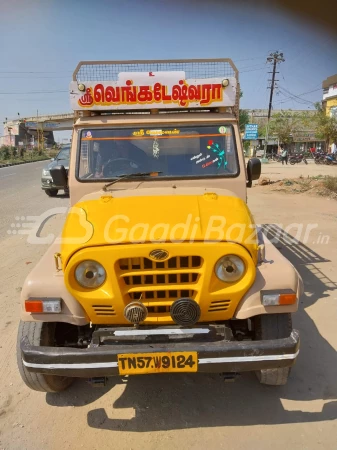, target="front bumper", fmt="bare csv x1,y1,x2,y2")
41,177,65,190
20,328,300,378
